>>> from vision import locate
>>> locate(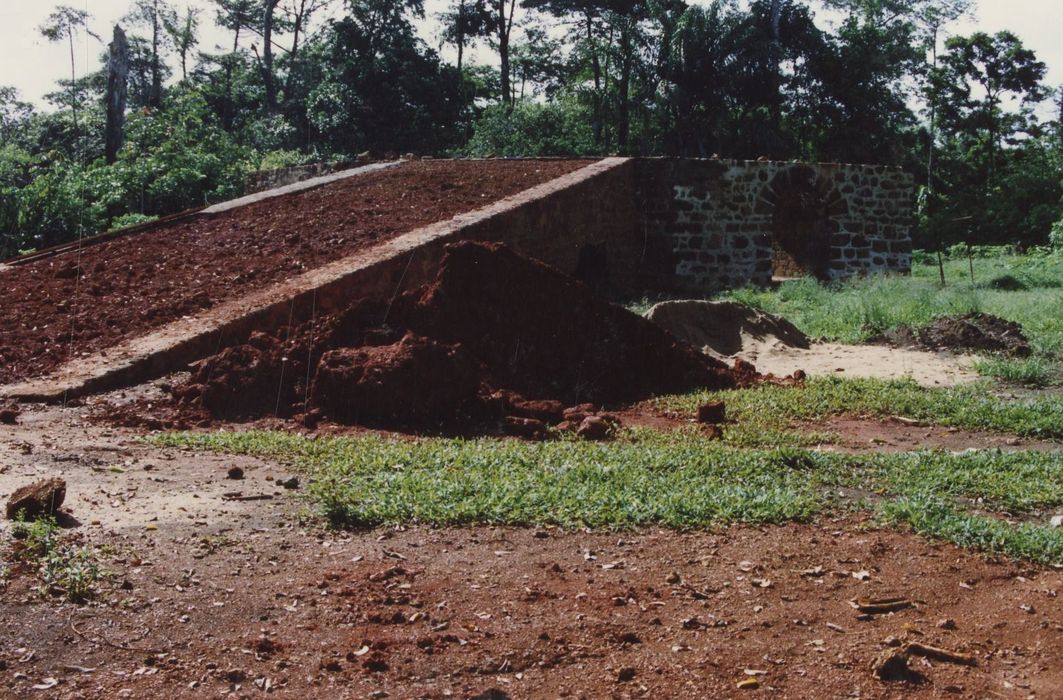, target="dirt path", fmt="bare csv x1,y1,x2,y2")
0,159,591,386
3,406,1063,699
